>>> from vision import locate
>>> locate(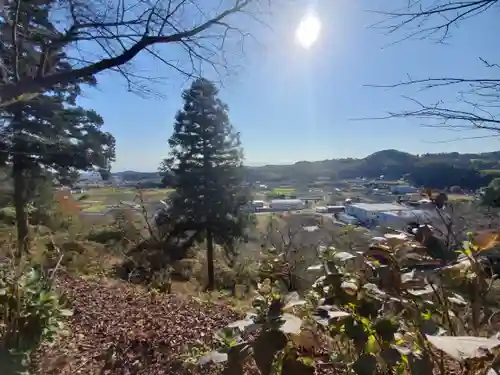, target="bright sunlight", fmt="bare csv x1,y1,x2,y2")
295,13,321,49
